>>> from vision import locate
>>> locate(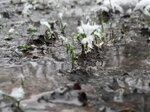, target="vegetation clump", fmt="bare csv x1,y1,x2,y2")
17,45,33,52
